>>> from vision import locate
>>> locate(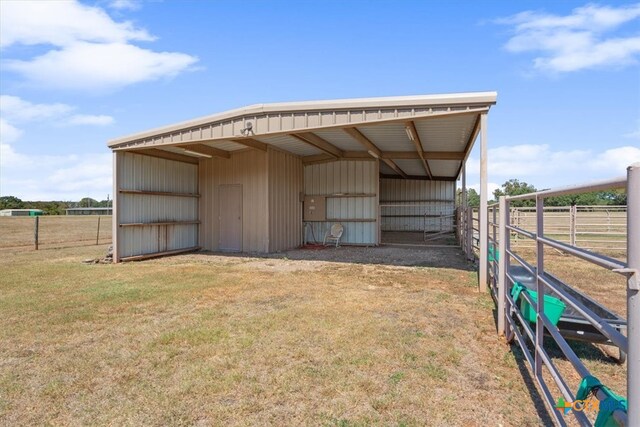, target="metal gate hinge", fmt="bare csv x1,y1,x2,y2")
613,268,640,291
